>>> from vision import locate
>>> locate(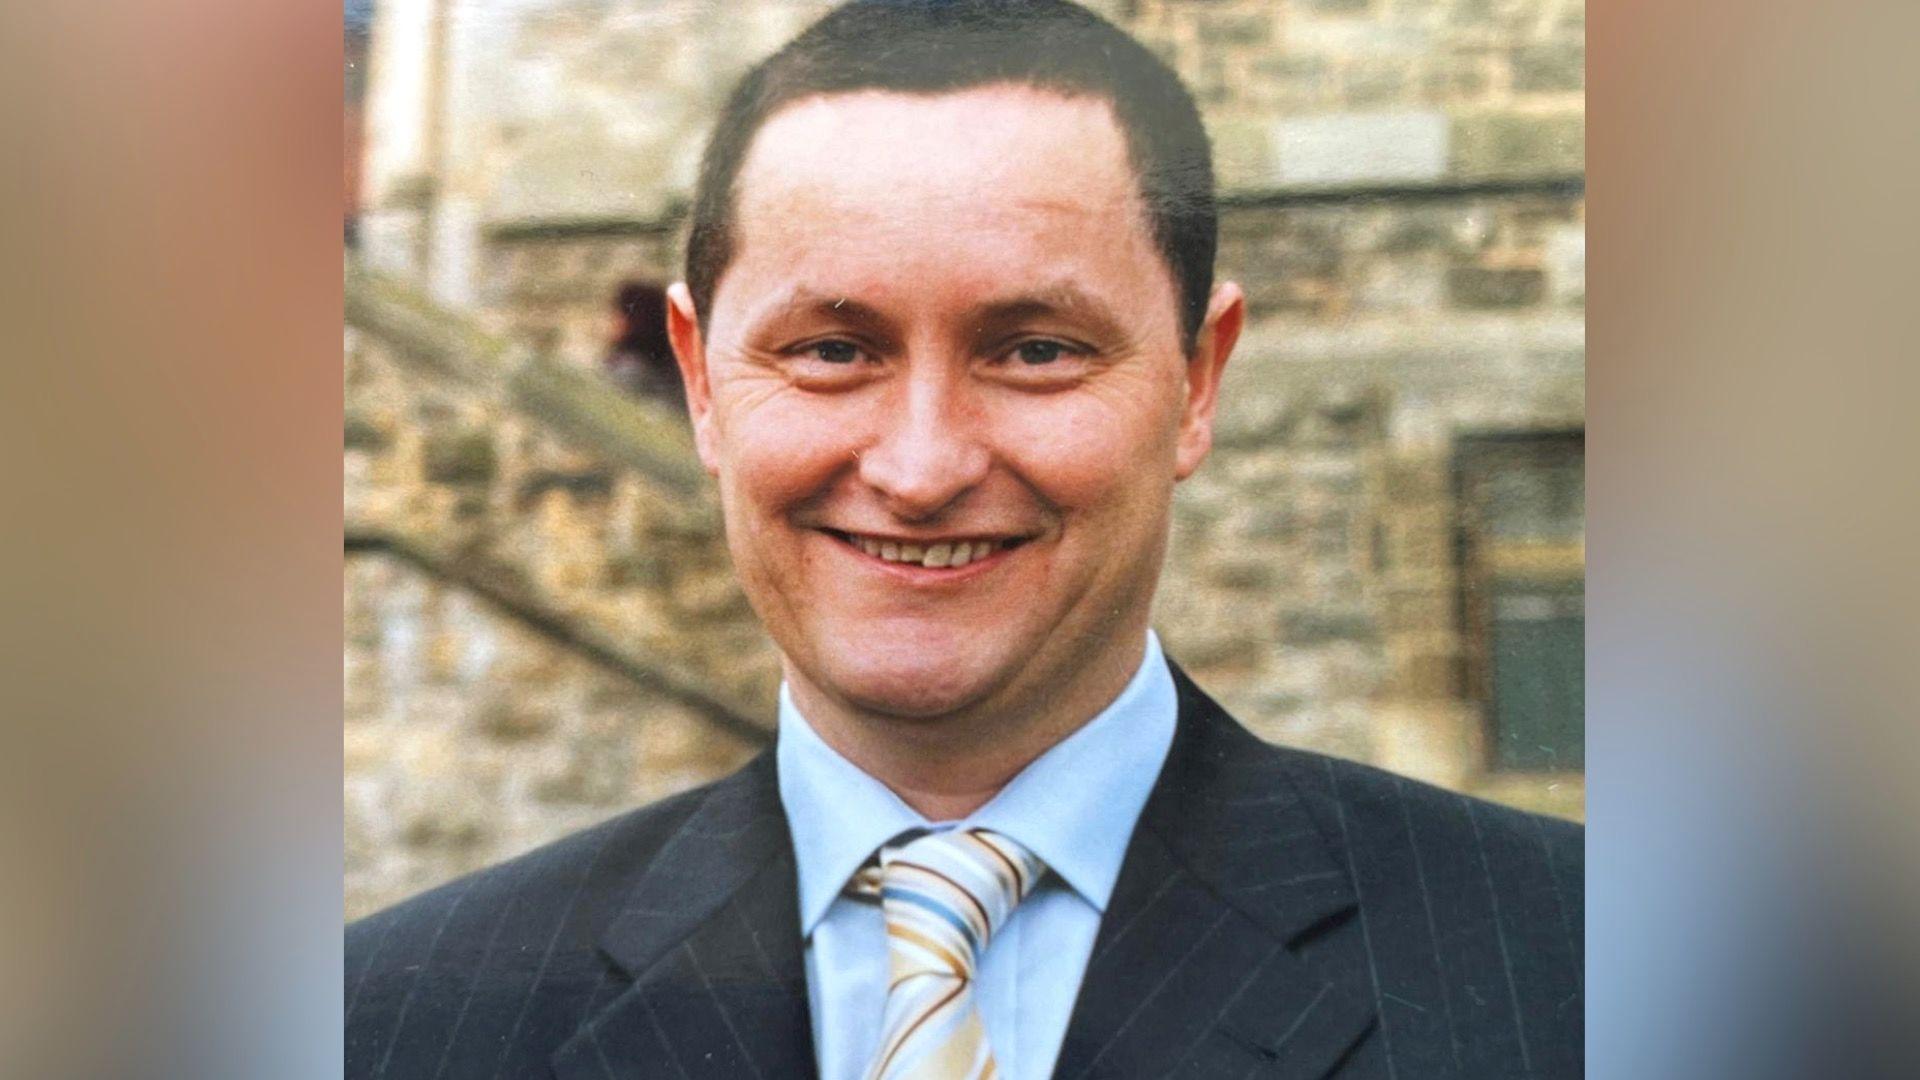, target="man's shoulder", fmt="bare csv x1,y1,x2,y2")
344,761,779,1076
1169,667,1580,882
344,765,737,1036
1274,742,1583,876
1238,734,1584,1001
1194,723,1584,1070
